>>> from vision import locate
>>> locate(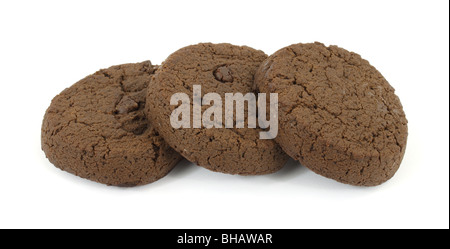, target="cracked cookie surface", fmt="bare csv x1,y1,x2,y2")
255,42,408,186
41,61,182,186
146,43,289,175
